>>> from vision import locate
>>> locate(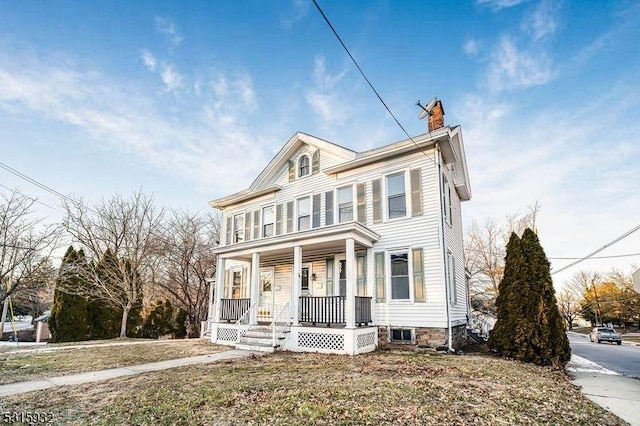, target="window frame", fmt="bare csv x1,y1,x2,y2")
442,174,452,226
336,184,354,223
447,249,457,305
295,195,312,232
383,169,411,222
261,204,275,238
387,249,413,302
390,327,415,344
298,155,310,178
232,213,245,244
